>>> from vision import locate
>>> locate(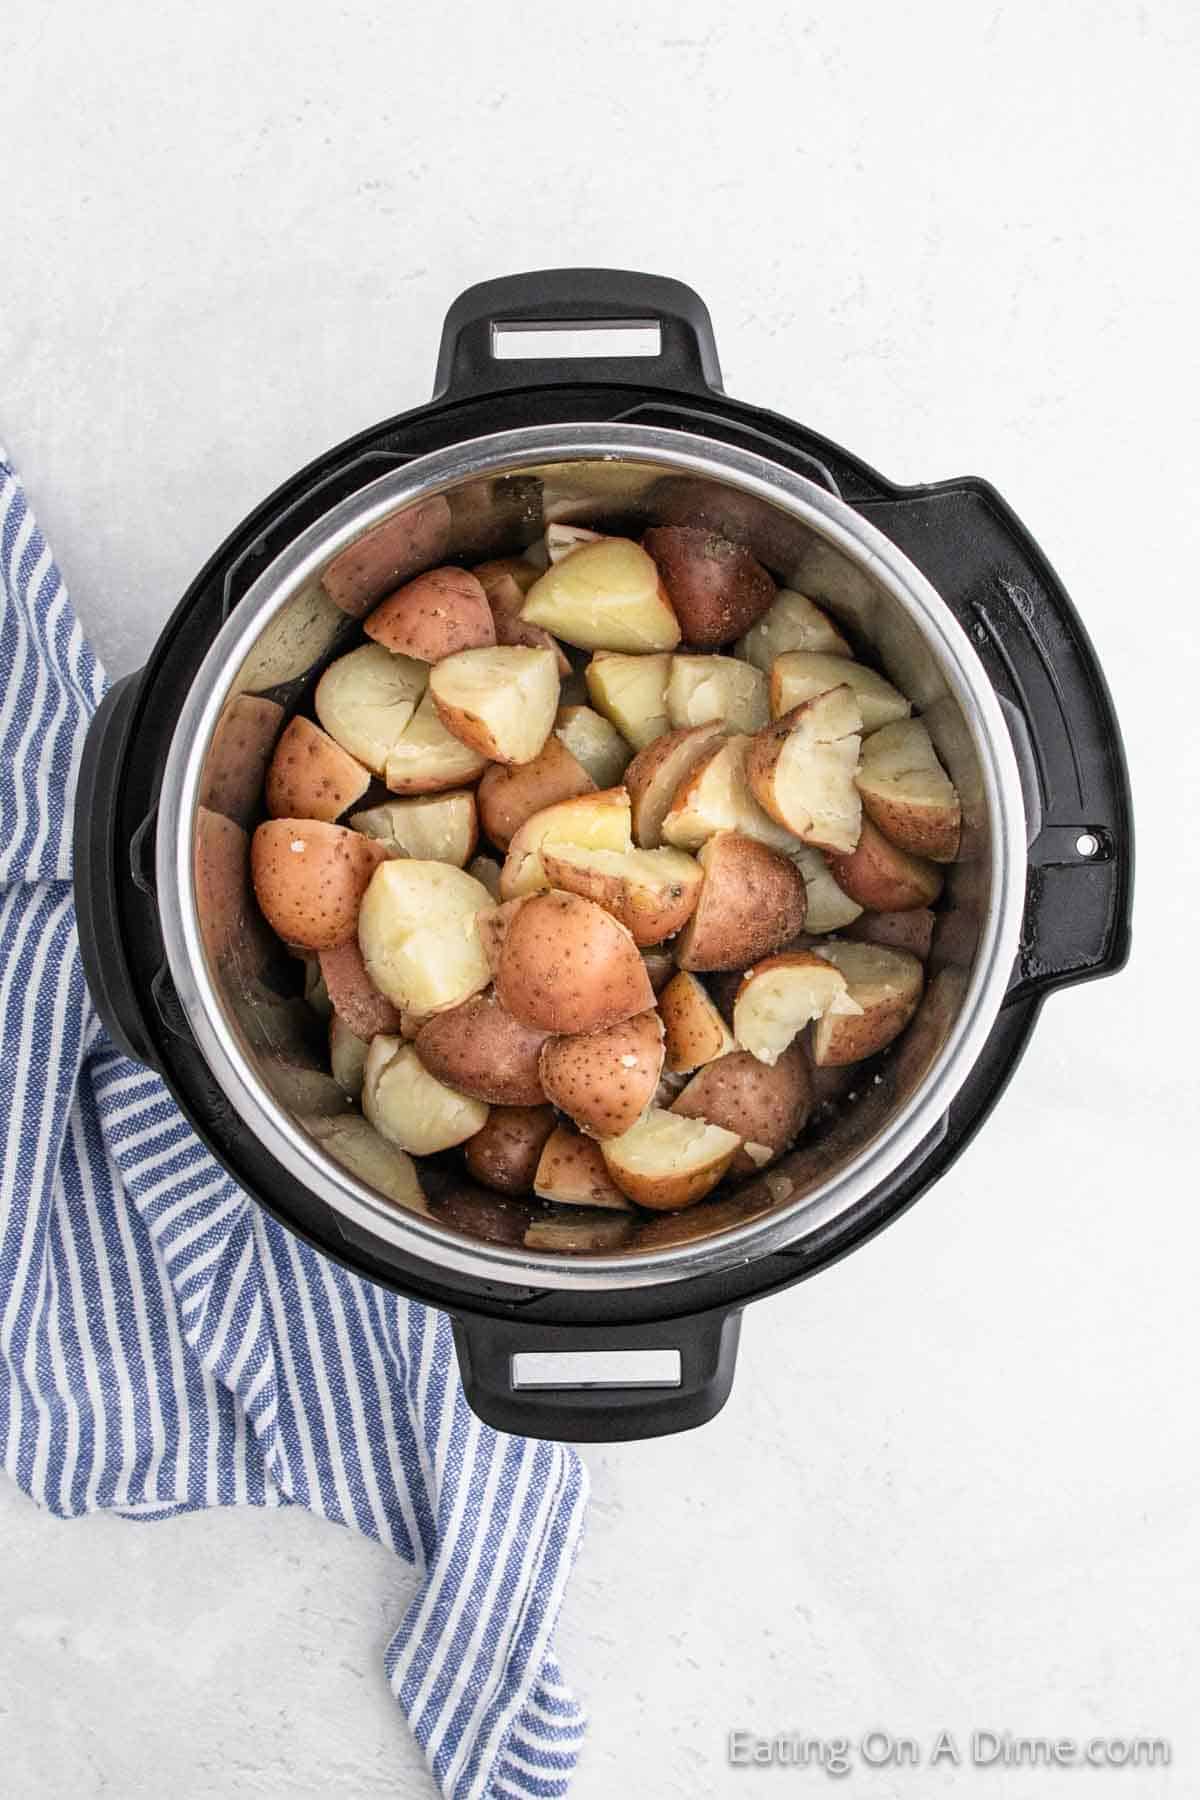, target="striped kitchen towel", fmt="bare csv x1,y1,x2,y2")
0,447,588,1800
